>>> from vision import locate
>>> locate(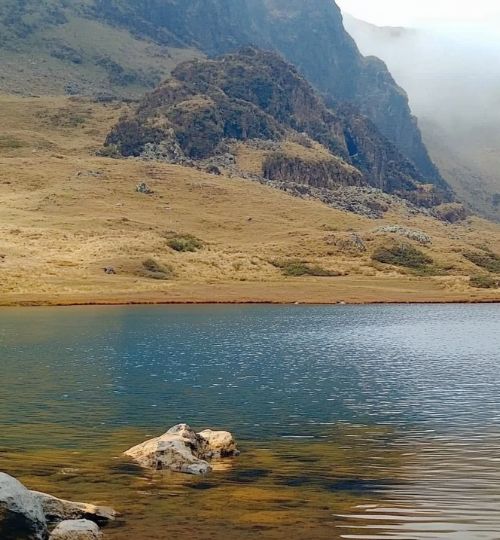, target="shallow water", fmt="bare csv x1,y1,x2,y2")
1,304,499,539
